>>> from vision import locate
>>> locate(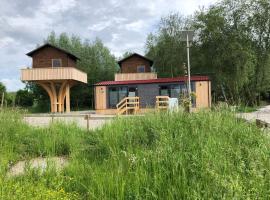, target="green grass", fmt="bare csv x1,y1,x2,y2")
0,108,270,199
